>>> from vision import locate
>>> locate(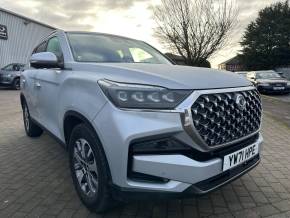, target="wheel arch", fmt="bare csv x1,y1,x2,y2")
63,110,113,181
13,76,20,83
63,111,92,146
